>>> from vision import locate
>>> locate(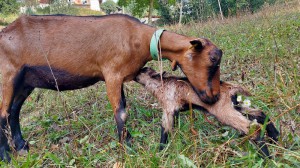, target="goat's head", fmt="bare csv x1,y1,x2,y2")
173,38,222,105
135,67,166,85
